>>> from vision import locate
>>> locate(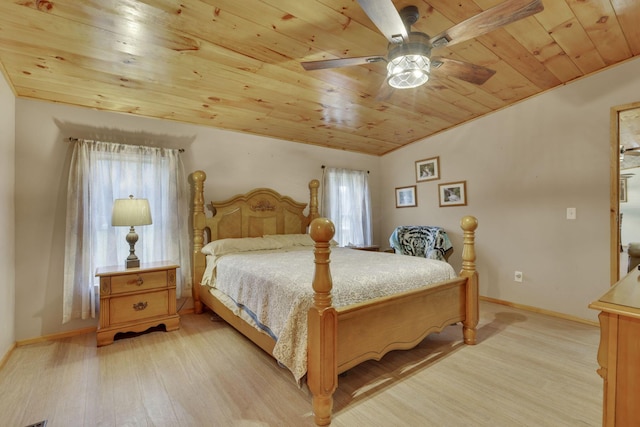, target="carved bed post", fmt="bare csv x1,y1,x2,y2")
308,217,337,426
192,170,207,314
308,179,320,223
459,215,479,345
